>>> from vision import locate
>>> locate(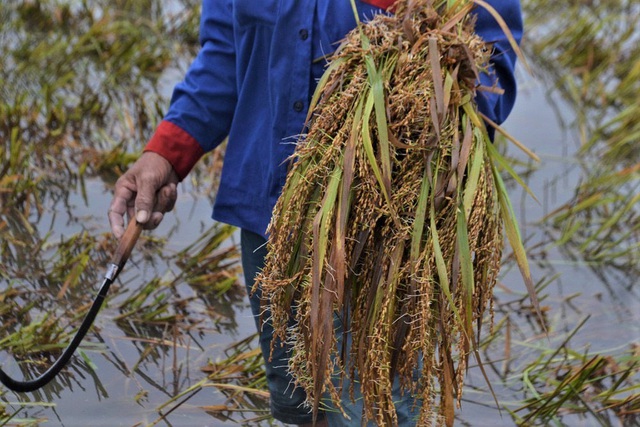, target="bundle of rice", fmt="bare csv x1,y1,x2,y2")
257,0,538,425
